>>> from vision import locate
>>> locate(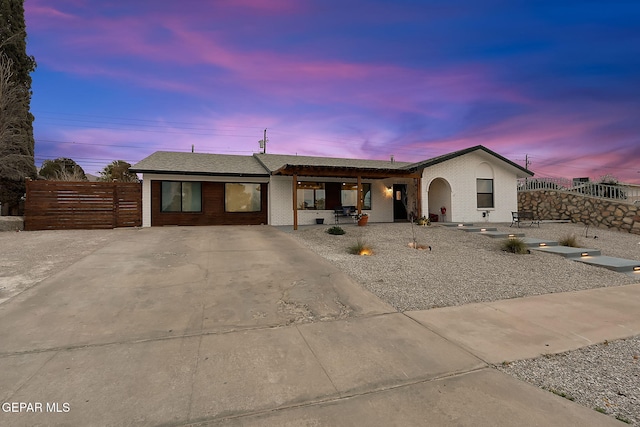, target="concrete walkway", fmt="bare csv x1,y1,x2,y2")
455,222,640,278
0,226,632,426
